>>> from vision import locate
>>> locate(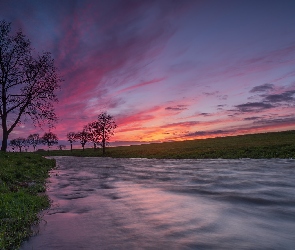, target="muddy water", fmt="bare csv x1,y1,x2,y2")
21,157,295,249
